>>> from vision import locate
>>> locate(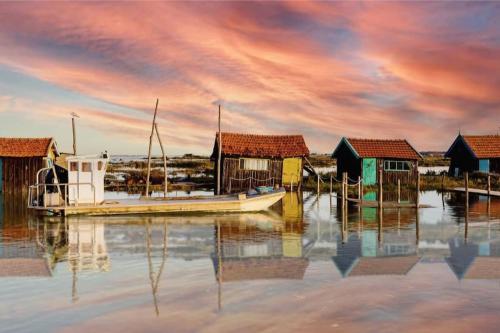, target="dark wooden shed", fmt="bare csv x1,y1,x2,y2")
0,137,59,193
210,132,309,194
444,134,500,176
332,137,422,185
